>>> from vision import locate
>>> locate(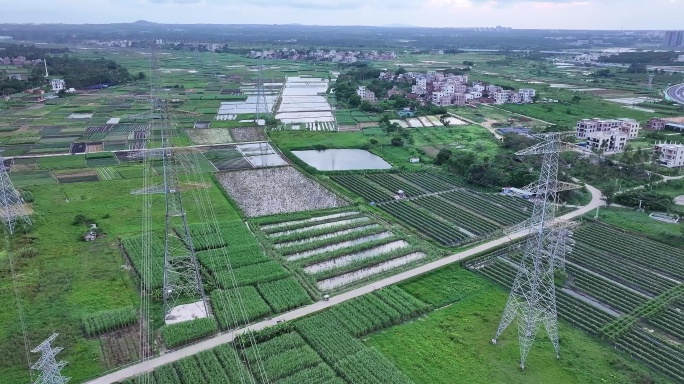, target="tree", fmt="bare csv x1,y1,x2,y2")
571,95,581,103
602,184,618,206
348,94,361,108
434,149,452,165
391,137,404,147
396,67,407,76
463,60,475,67
439,114,451,127
137,71,146,80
